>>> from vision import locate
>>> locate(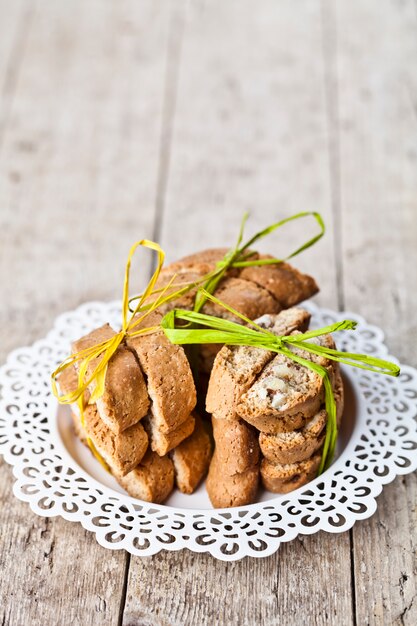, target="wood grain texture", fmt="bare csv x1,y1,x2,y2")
0,0,415,625
0,1,171,624
333,1,417,624
124,2,354,625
